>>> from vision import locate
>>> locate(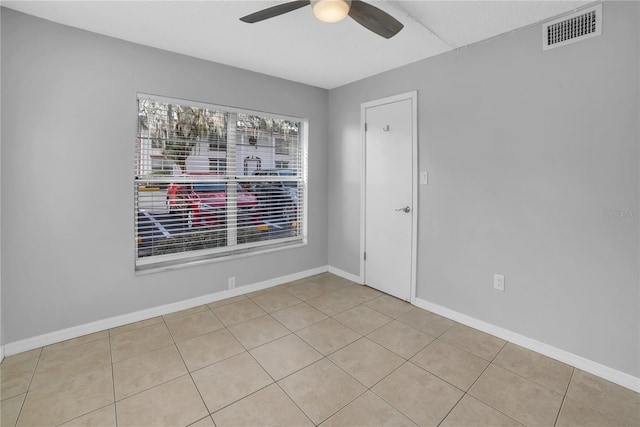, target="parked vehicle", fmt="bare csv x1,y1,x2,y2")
252,184,297,222
251,169,299,208
167,180,259,228
136,171,299,255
